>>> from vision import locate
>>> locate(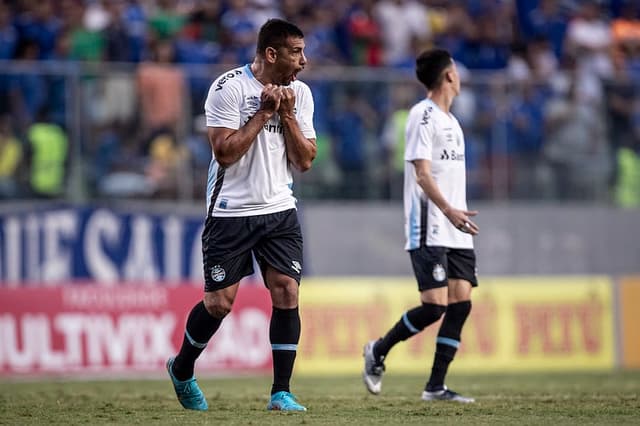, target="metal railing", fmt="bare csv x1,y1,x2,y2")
0,60,637,205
